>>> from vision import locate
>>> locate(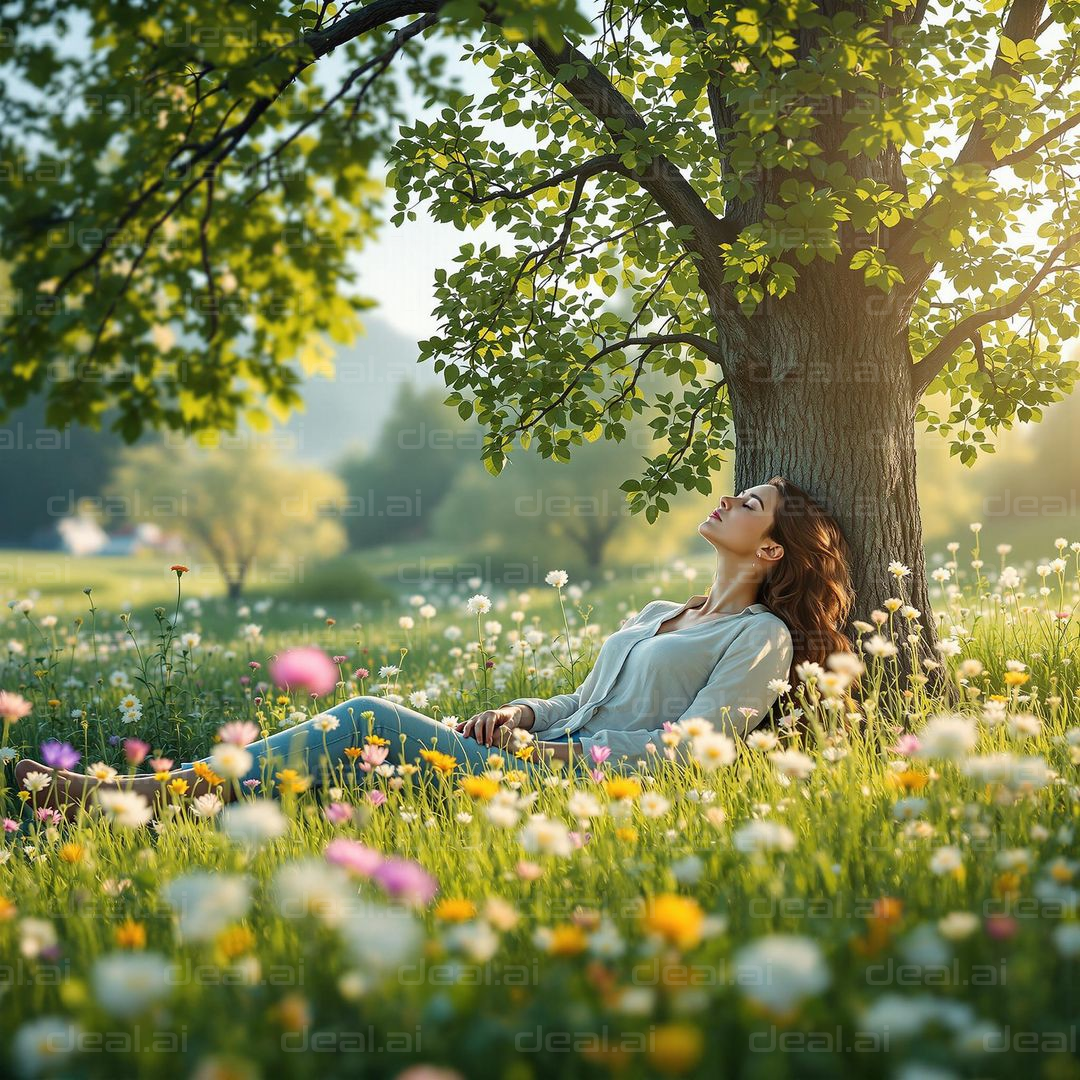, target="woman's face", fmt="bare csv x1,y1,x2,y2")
698,483,781,558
